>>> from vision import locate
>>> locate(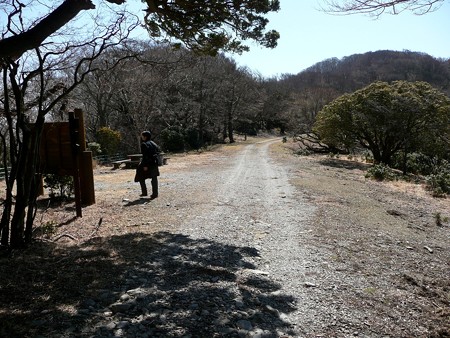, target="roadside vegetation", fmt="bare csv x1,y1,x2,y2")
0,2,448,253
